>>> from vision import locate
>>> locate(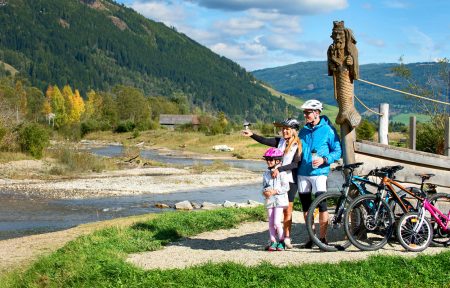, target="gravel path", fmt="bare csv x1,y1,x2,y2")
128,211,448,269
